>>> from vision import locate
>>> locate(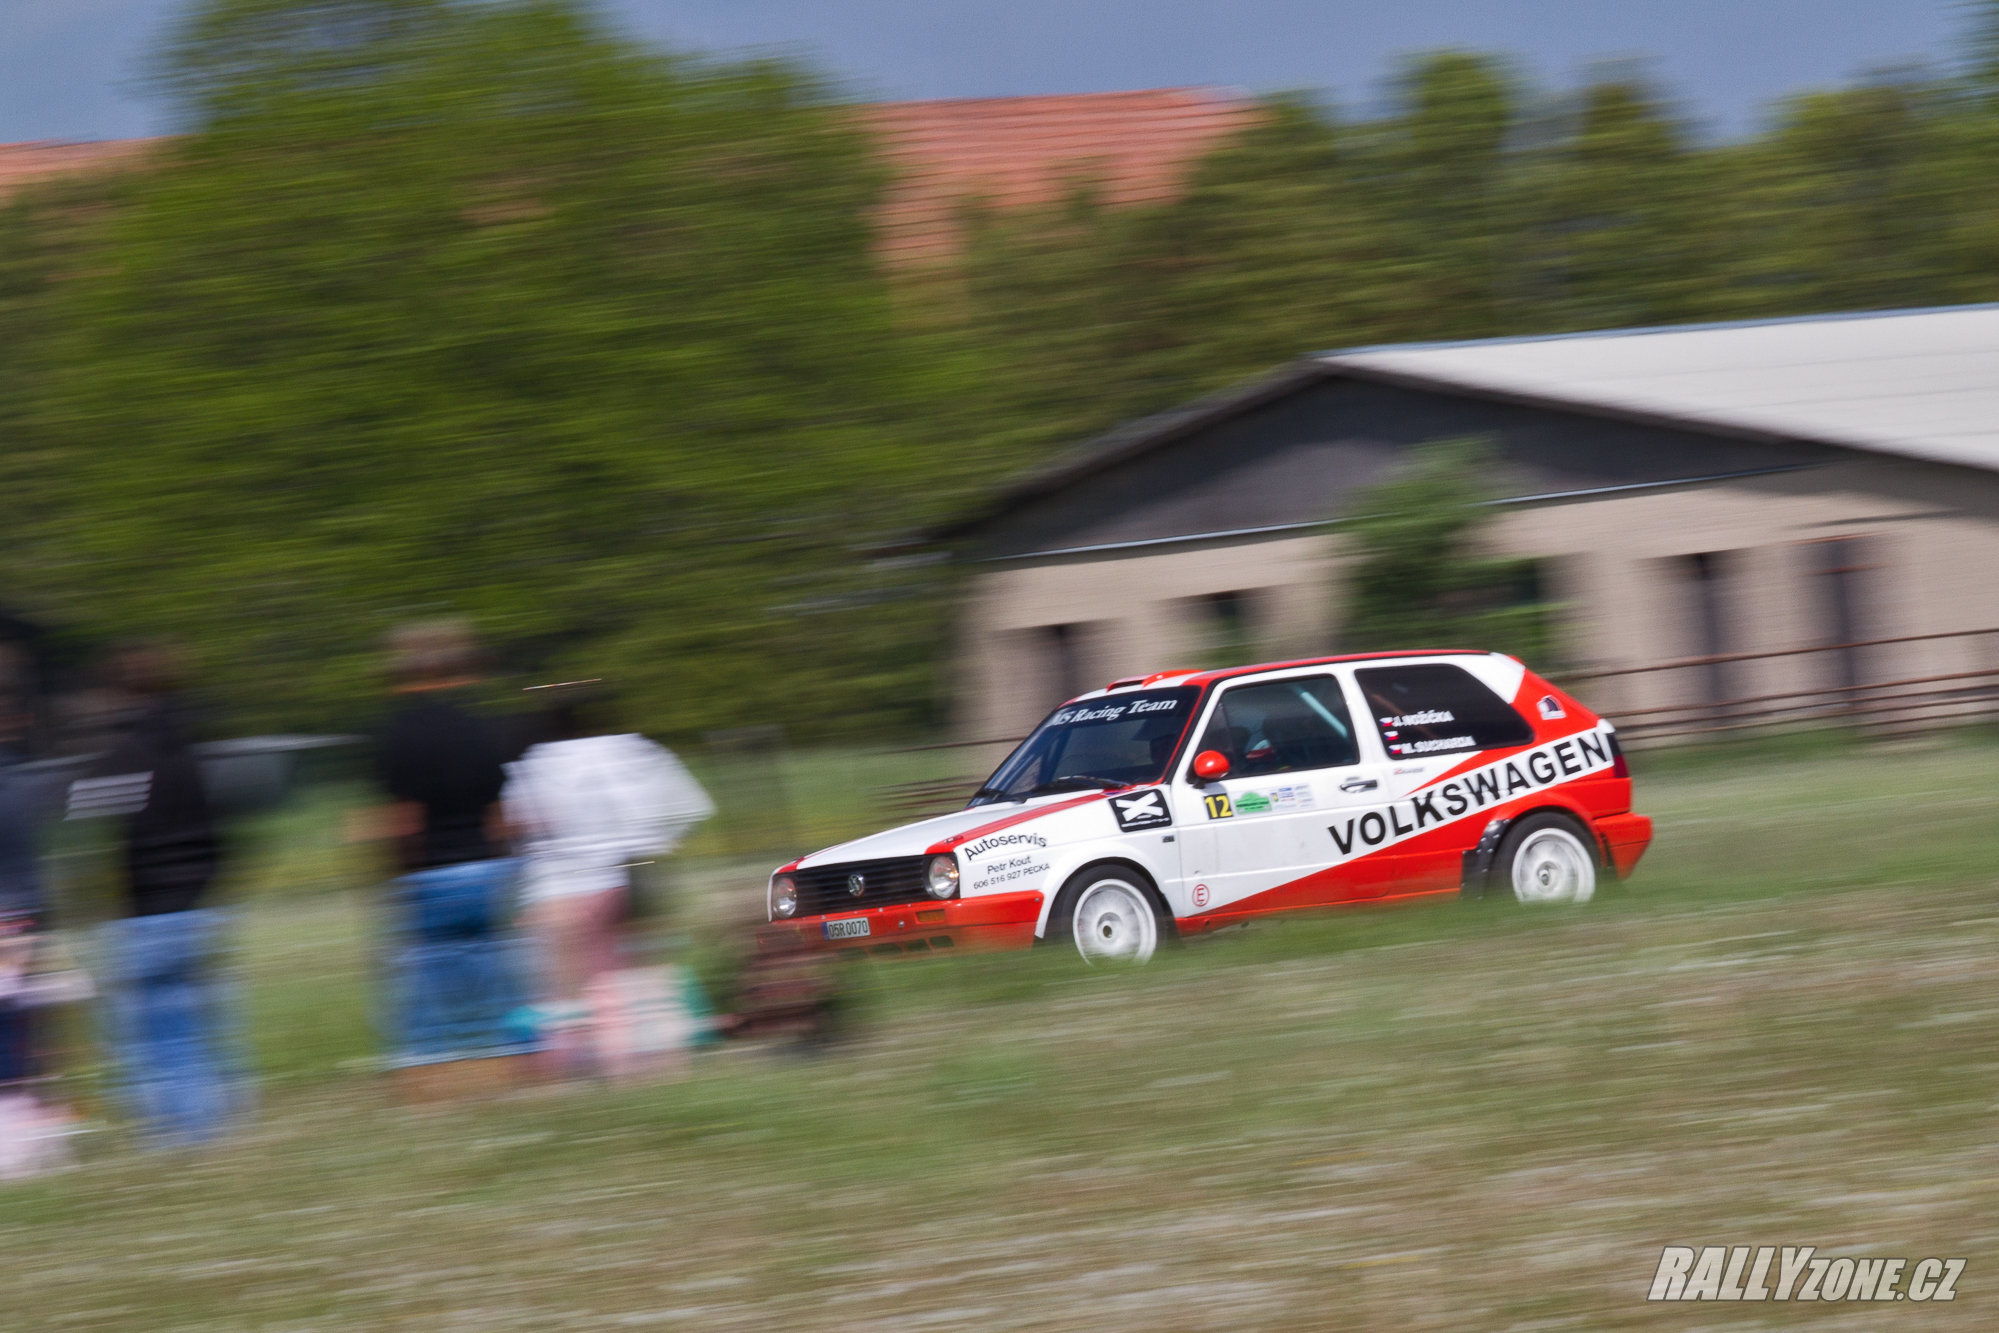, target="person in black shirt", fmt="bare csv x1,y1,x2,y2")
67,643,244,1146
374,633,507,873
372,621,530,1064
